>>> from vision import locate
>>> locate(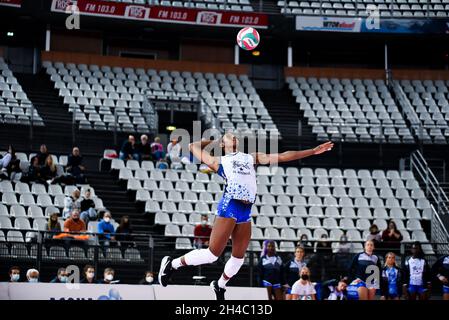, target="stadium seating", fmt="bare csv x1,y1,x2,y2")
287,76,415,143
104,0,254,12
43,61,279,137
277,0,449,17
108,156,433,254
396,79,449,144
0,58,44,126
